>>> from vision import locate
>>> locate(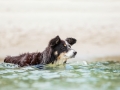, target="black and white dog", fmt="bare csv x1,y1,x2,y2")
4,36,77,67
